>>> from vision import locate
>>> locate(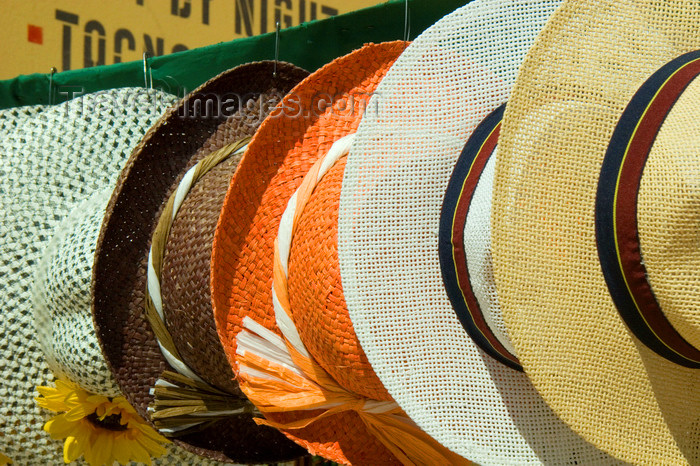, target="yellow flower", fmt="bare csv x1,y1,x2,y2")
36,379,169,466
